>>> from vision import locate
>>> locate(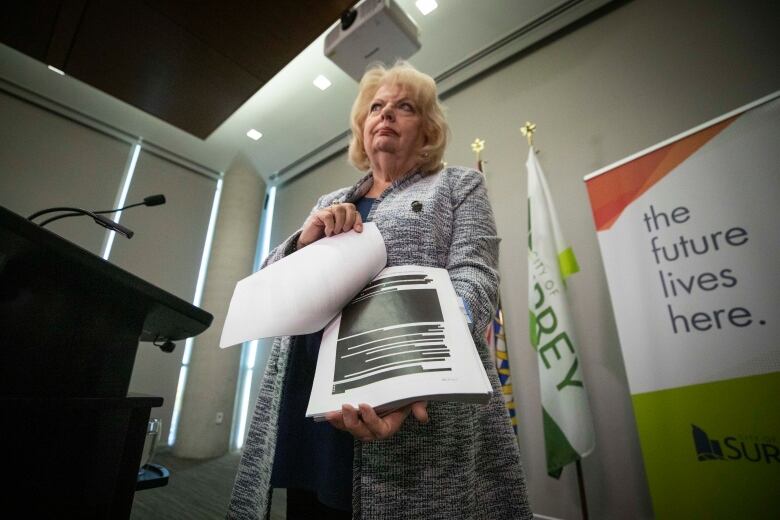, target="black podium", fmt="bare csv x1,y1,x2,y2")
0,206,213,518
